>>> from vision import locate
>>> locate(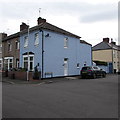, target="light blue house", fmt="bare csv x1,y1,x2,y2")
20,17,92,78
